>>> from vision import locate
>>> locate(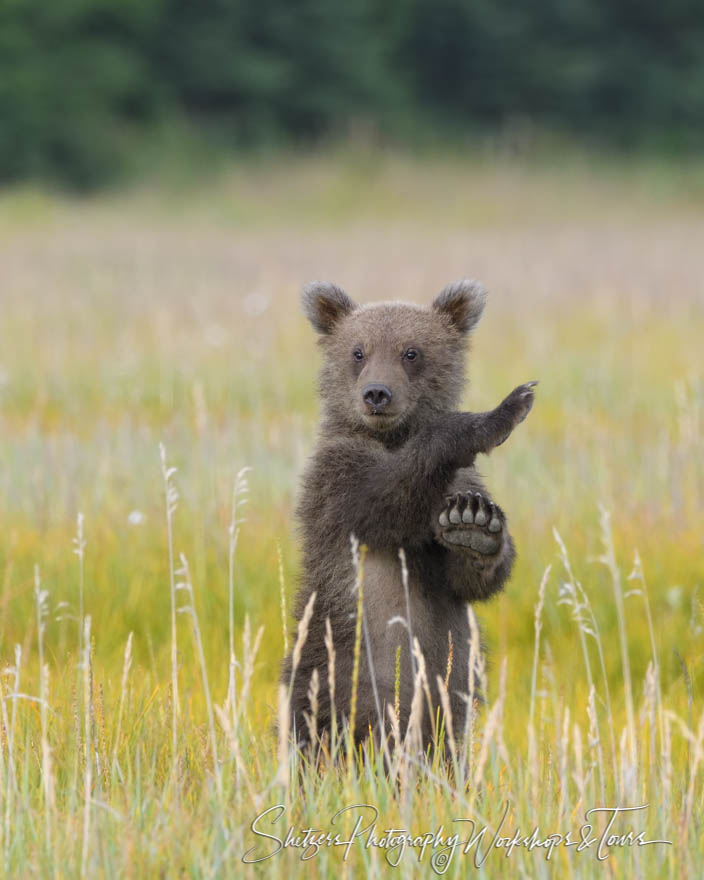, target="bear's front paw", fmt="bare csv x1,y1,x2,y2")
437,492,504,559
493,381,538,446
